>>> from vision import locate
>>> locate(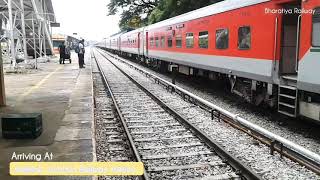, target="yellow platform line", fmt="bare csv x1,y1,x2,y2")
17,66,63,102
